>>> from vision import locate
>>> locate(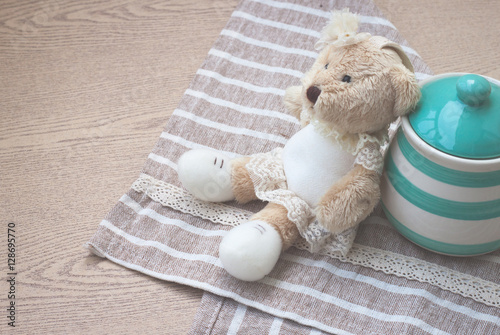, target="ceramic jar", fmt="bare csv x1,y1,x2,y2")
381,73,500,256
